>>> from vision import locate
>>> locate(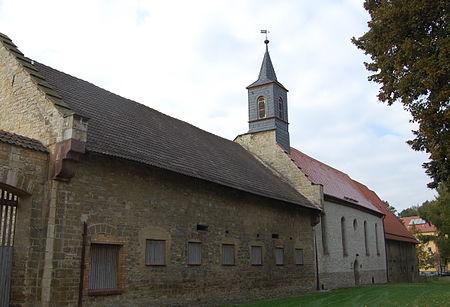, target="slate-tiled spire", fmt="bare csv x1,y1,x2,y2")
247,42,278,88
246,39,290,153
